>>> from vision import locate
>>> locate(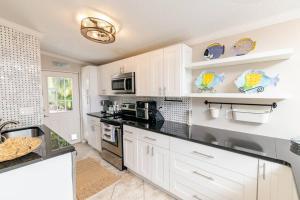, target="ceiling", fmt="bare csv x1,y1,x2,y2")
0,0,300,64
